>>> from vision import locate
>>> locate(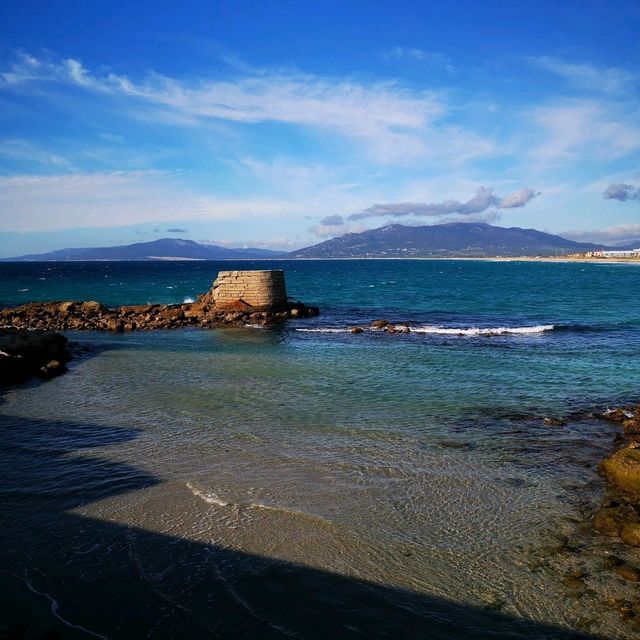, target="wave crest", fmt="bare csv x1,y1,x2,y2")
296,324,554,336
